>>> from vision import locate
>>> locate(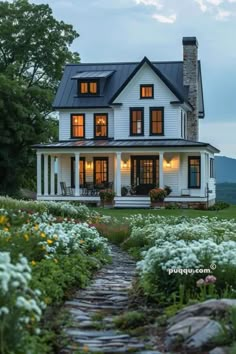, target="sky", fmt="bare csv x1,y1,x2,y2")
33,0,236,158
